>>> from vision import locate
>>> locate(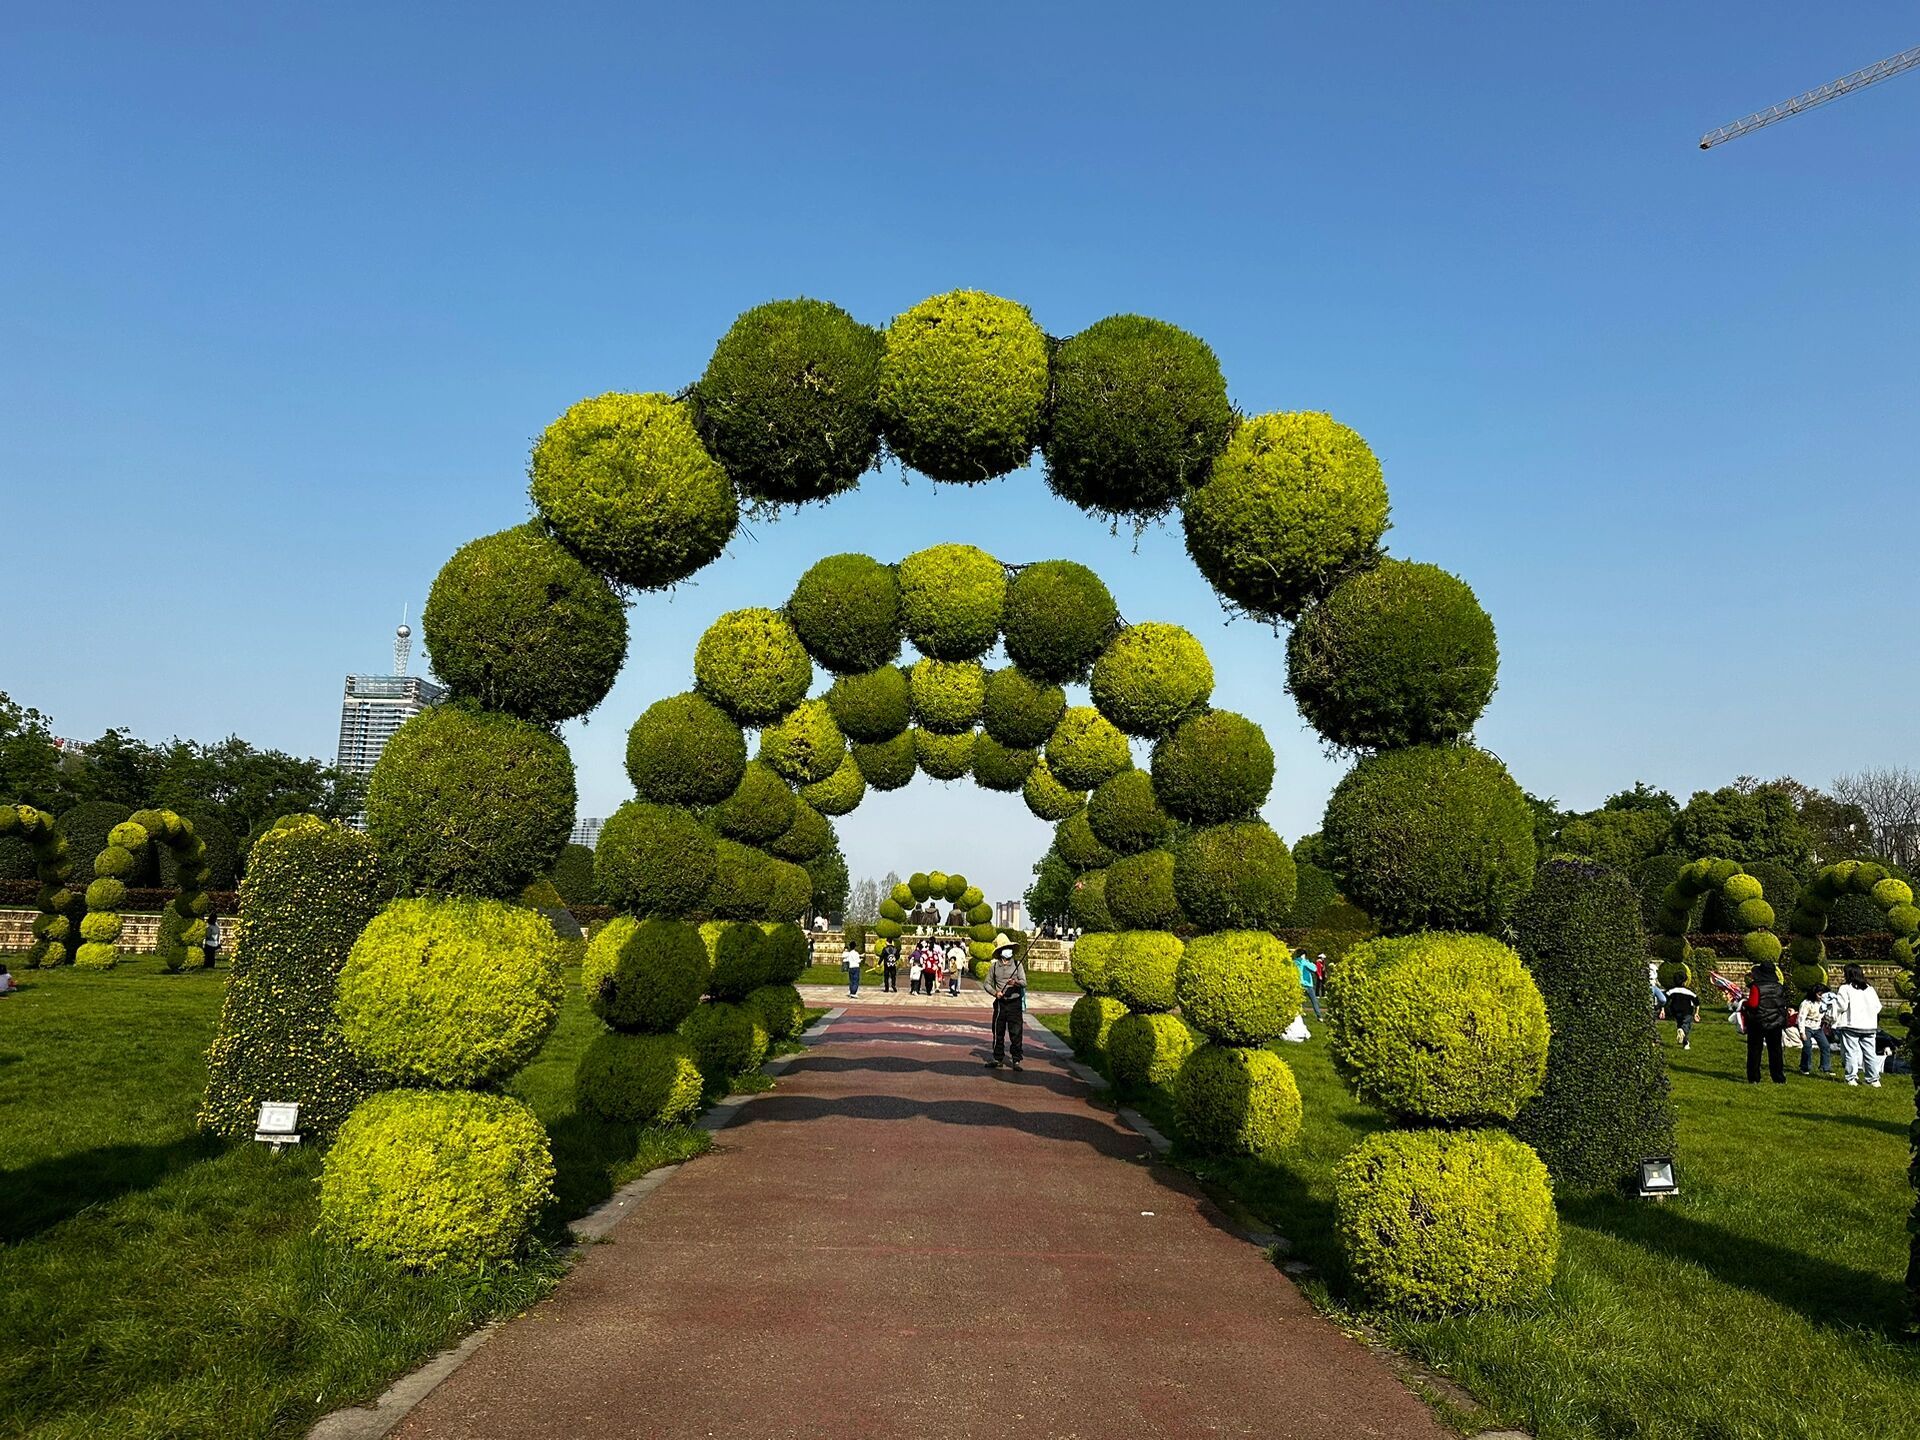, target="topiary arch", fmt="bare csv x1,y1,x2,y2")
876,870,991,951
1648,856,1781,989
0,805,76,968
1782,860,1919,996
78,808,214,971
